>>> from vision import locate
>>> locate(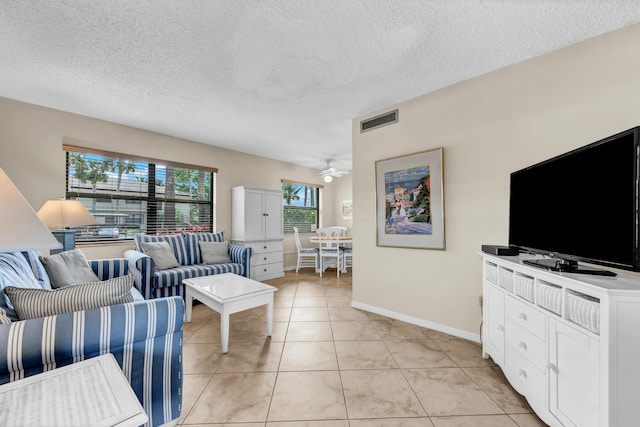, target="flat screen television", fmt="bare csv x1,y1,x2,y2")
508,126,640,276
